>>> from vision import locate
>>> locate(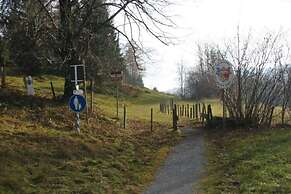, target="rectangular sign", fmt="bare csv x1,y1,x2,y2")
71,65,85,83
110,71,123,81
